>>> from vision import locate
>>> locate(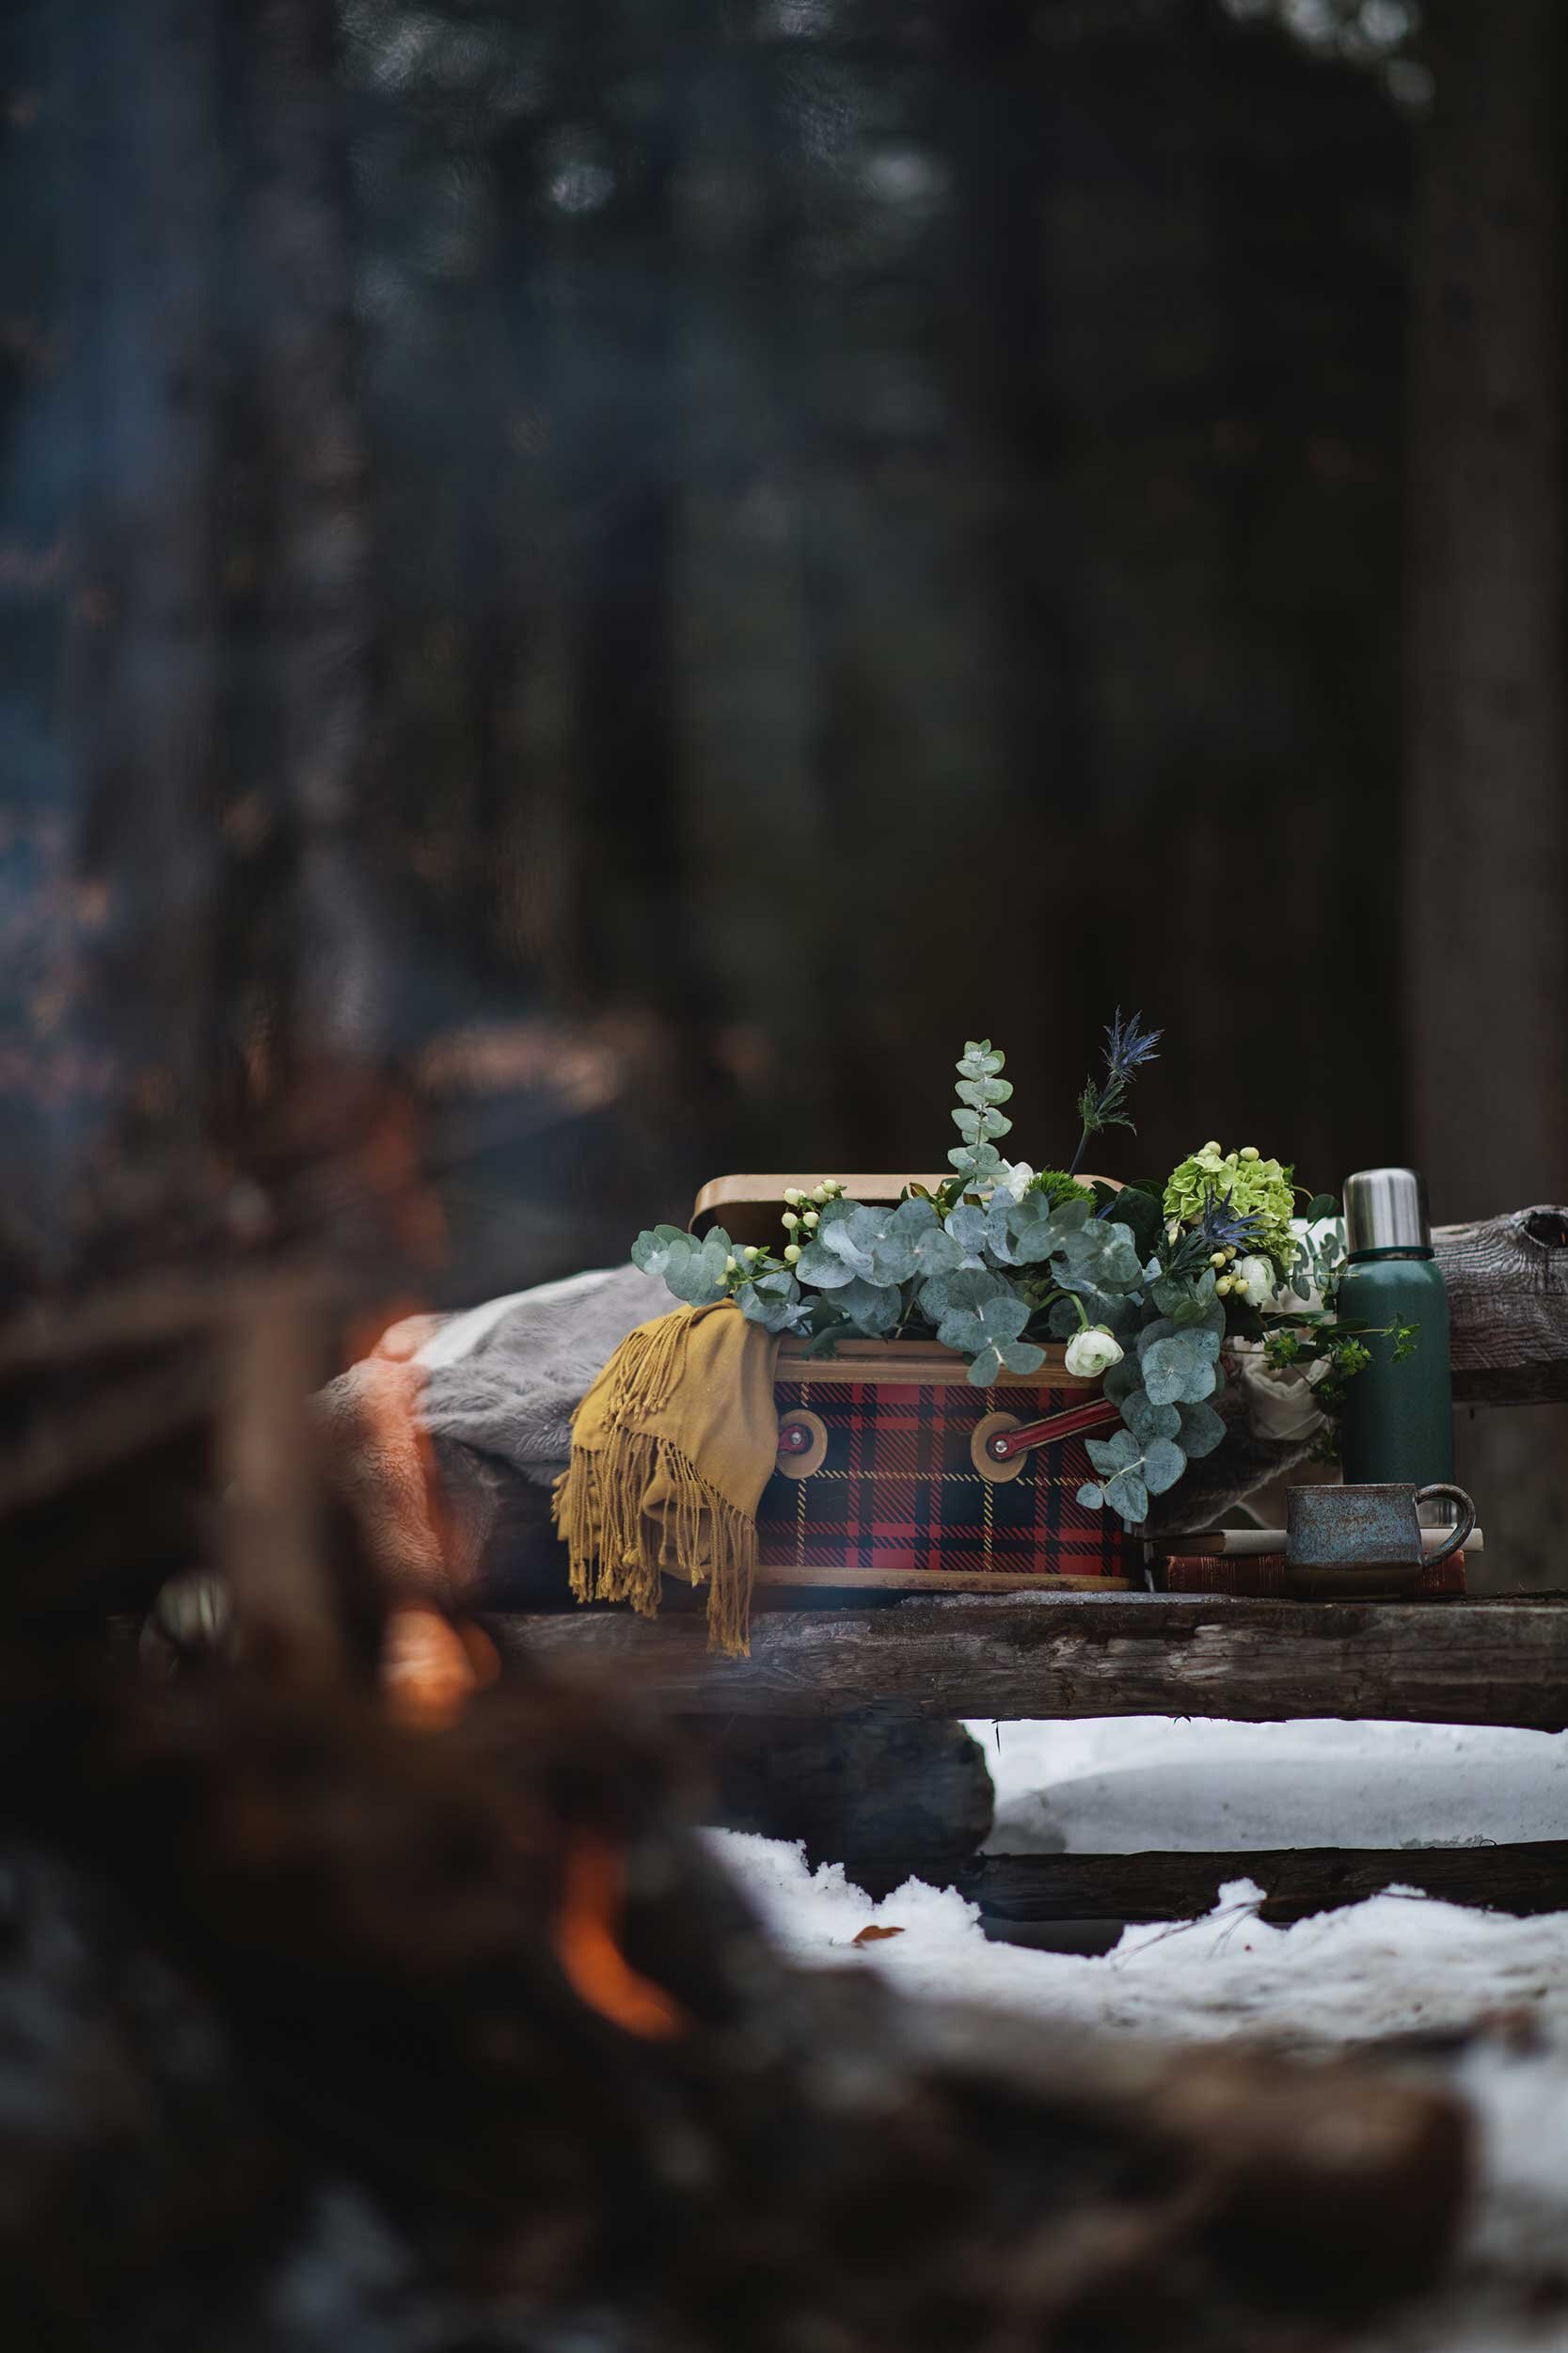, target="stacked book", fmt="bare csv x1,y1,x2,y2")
1148,1524,1481,1597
